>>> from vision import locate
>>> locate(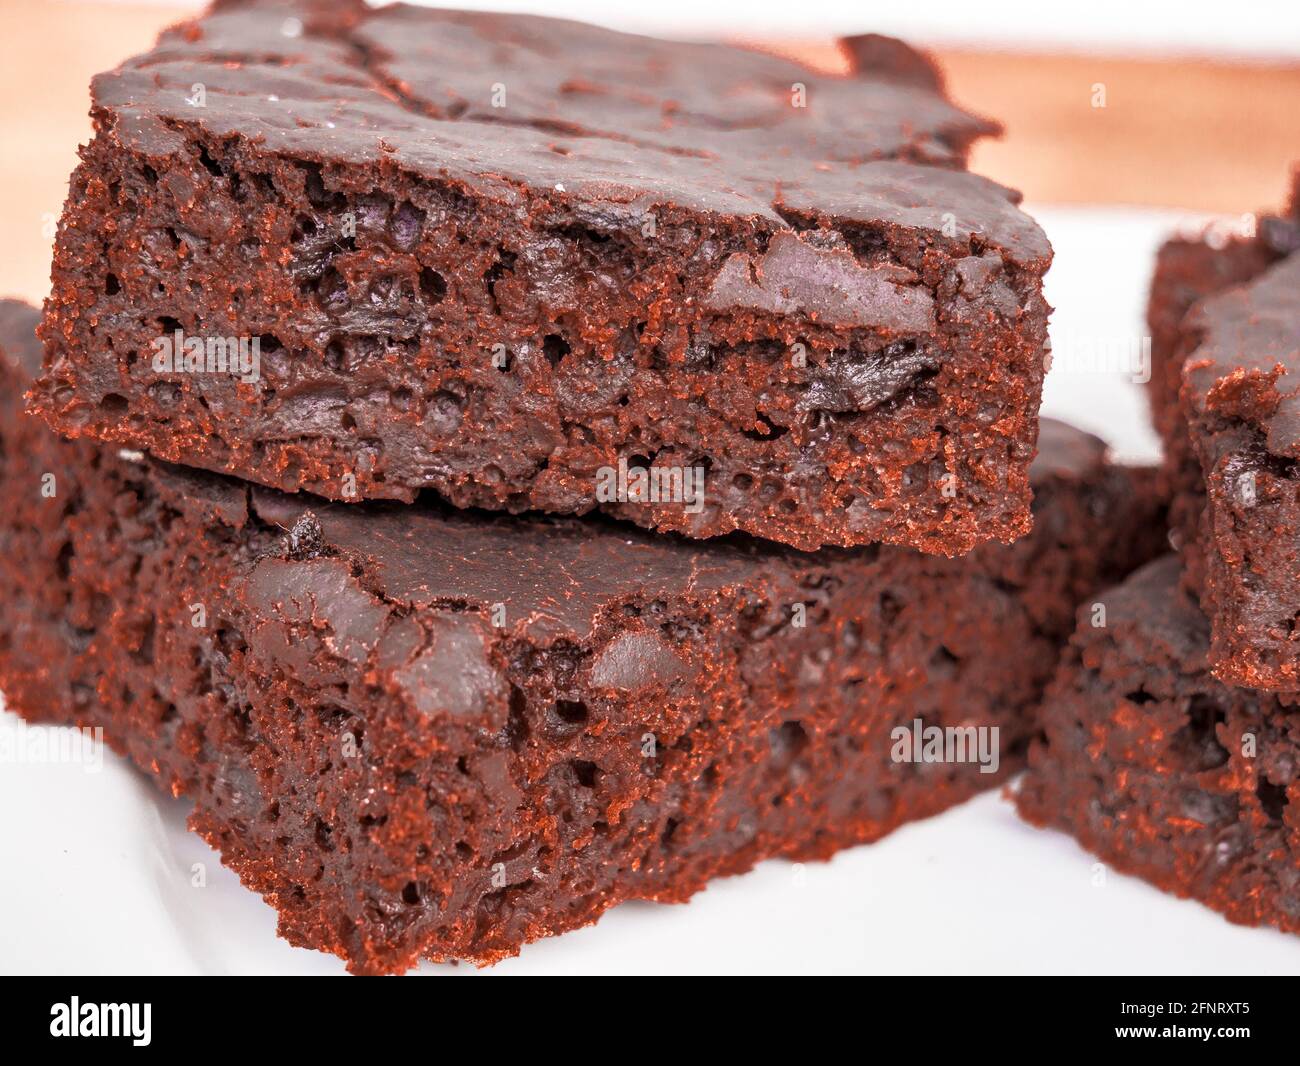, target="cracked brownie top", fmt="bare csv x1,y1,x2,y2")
96,0,1045,267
